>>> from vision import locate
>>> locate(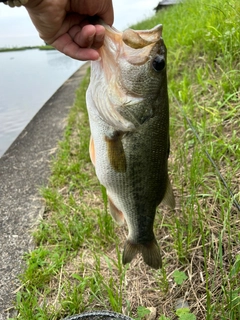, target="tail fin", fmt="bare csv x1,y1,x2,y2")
122,239,162,269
